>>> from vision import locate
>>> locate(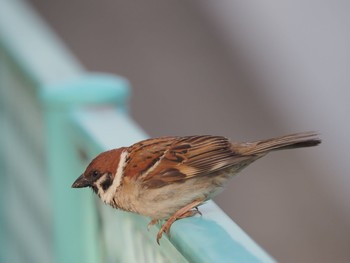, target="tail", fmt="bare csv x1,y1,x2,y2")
238,132,321,155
